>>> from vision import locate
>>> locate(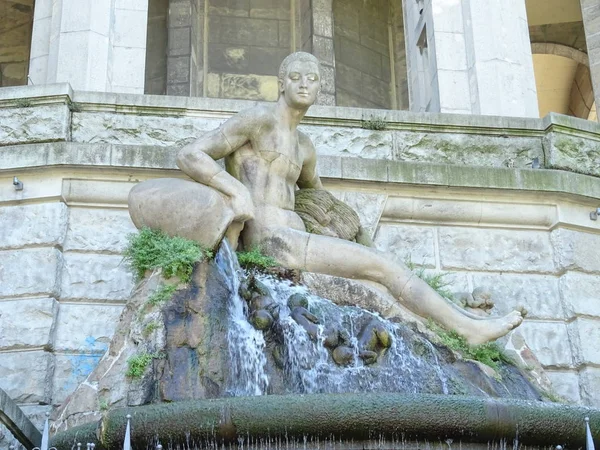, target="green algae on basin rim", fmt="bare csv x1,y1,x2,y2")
50,393,600,449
